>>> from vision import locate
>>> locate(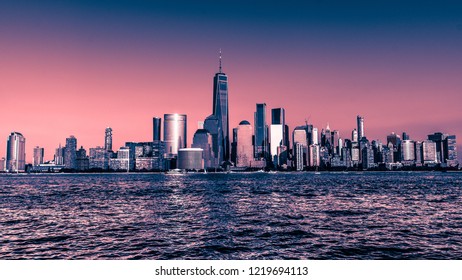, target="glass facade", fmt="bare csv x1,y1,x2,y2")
212,72,229,162
163,114,187,158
